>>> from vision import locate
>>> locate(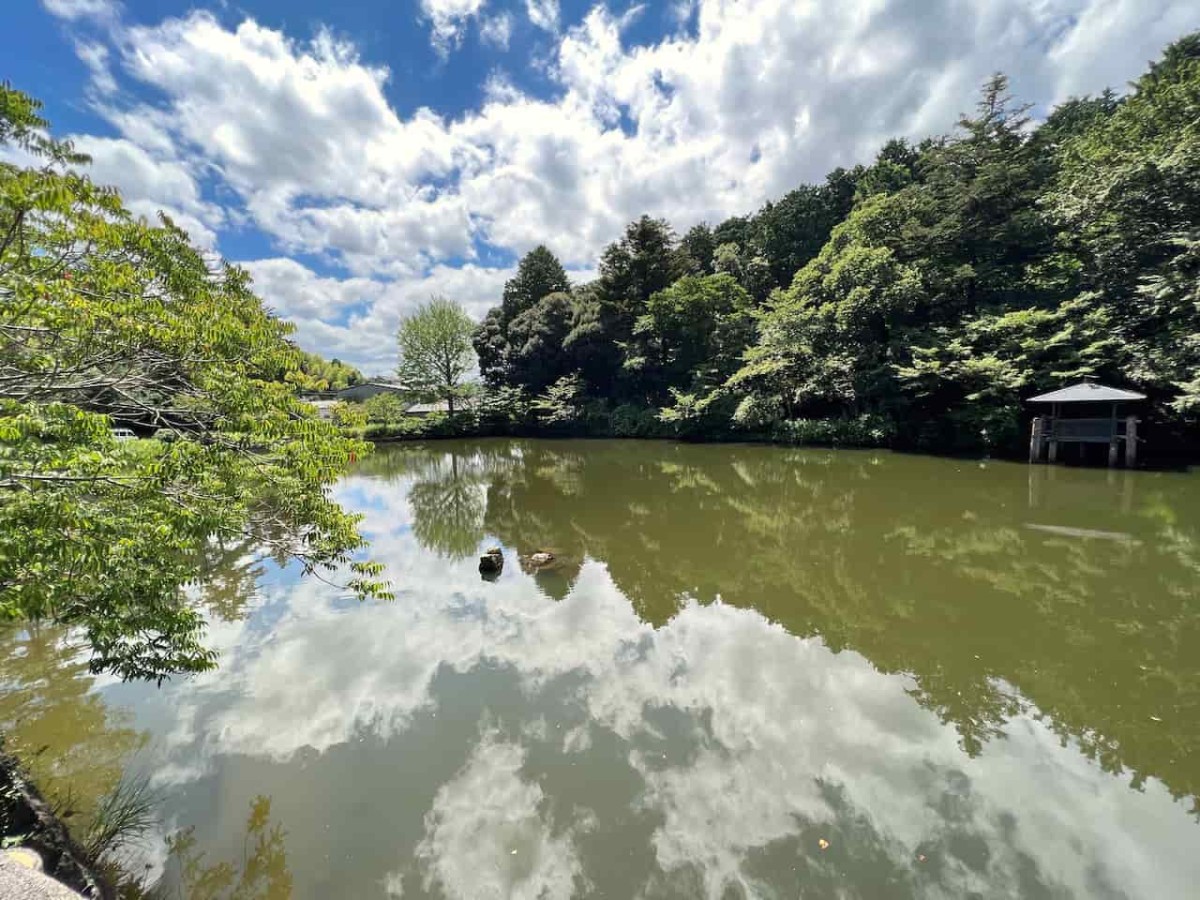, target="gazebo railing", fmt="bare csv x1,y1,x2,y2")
1044,417,1128,443
1029,415,1139,467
